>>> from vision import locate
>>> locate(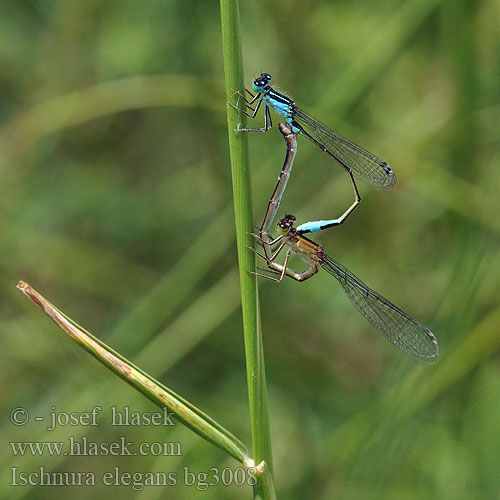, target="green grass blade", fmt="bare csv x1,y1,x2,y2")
17,281,248,462
220,0,274,486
